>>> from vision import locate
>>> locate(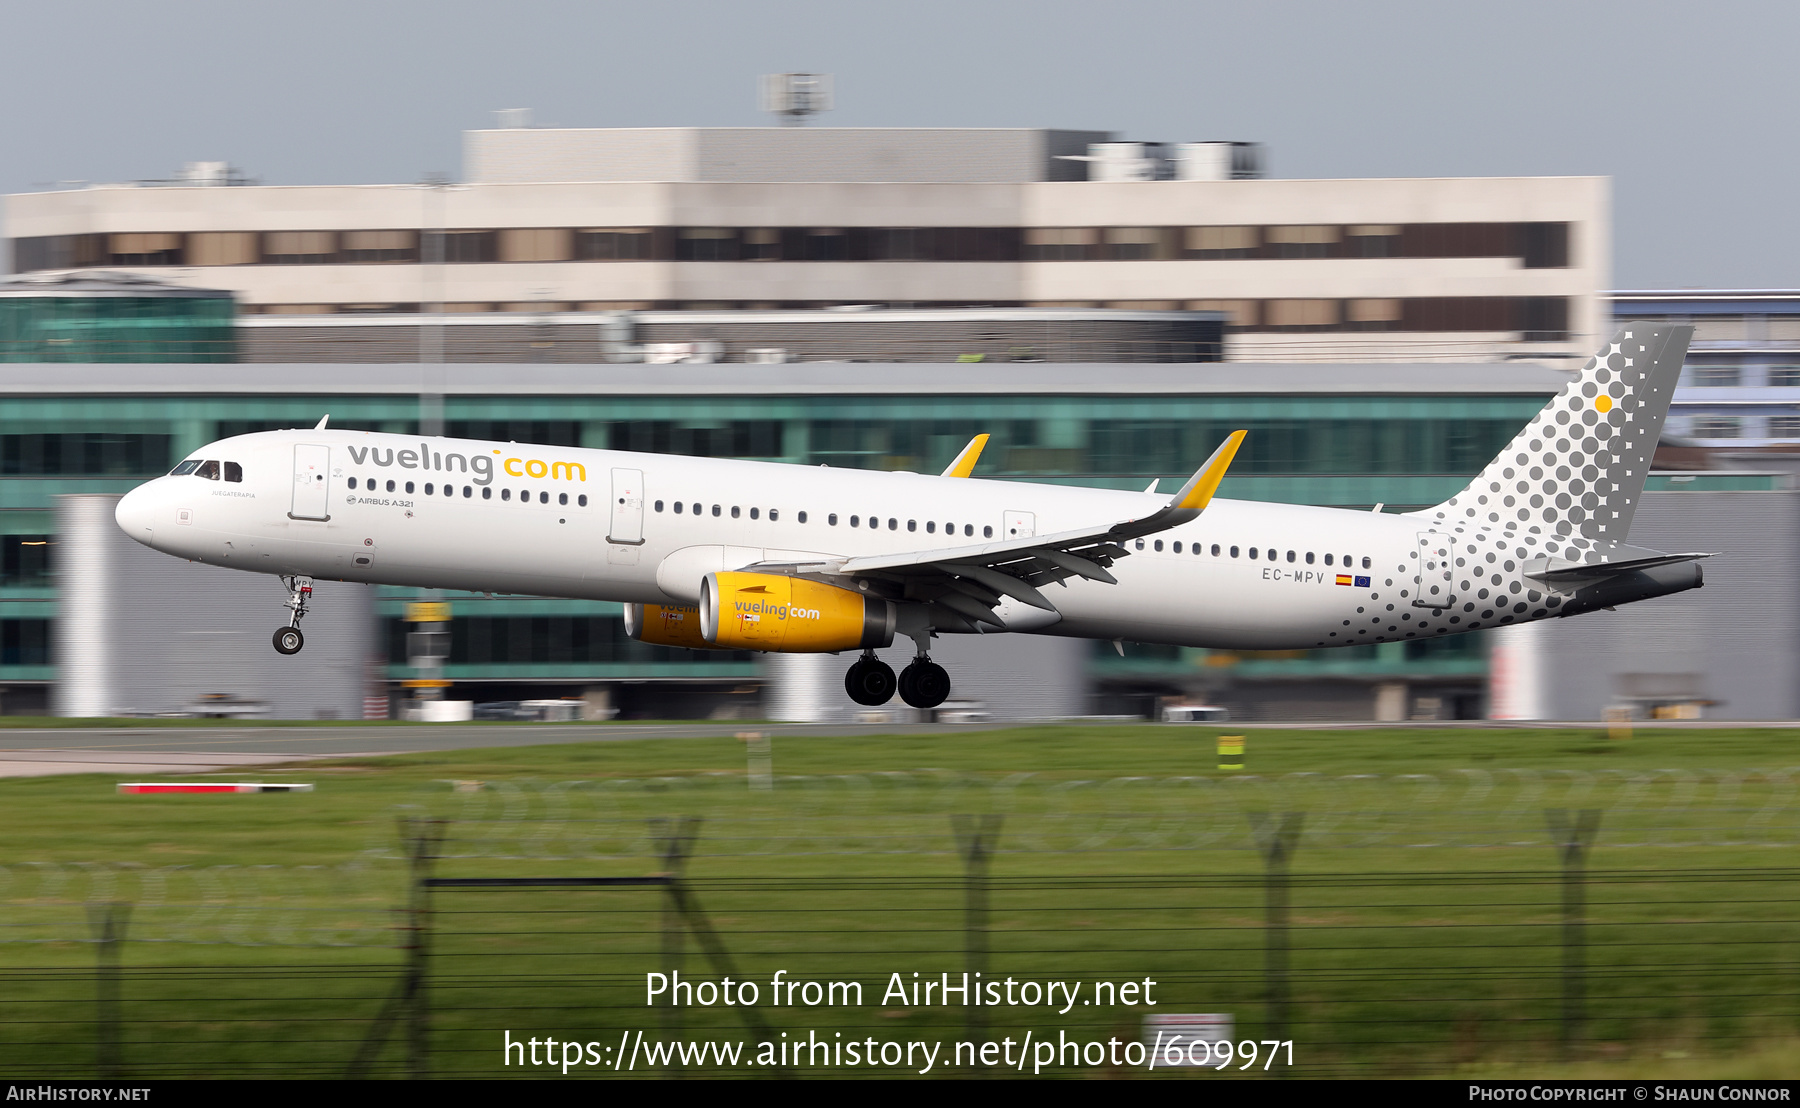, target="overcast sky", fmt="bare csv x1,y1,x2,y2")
0,0,1789,288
